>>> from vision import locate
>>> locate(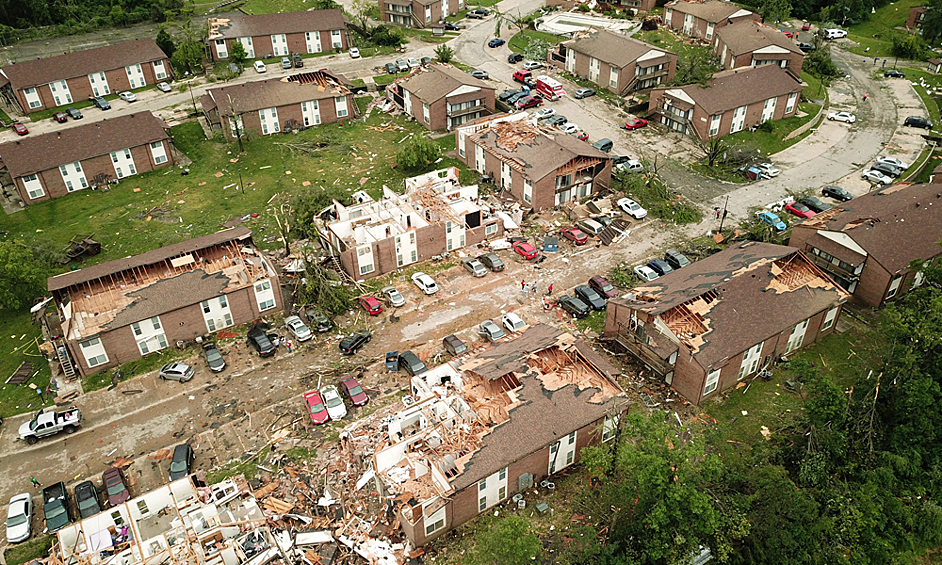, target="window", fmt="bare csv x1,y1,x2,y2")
556,173,573,188
150,141,168,165
24,87,42,109
485,223,497,236
423,103,429,123
255,280,276,311
738,342,763,380
499,468,506,480
335,96,348,118
523,179,532,203
602,415,619,442
479,478,486,491
785,92,798,114
424,505,446,536
885,274,903,300
709,114,721,137
609,67,618,89
822,306,838,330
154,60,167,80
704,368,721,396
80,338,108,368
498,486,506,500
215,39,228,58
331,29,343,48
22,174,44,199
